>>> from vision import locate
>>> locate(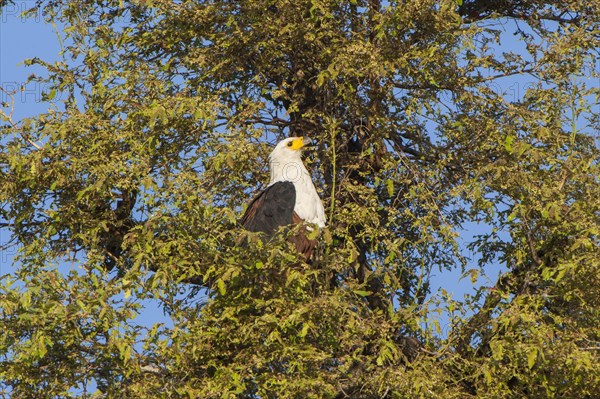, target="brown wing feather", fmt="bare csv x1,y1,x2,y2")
289,211,318,260
239,182,317,260
239,190,265,228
